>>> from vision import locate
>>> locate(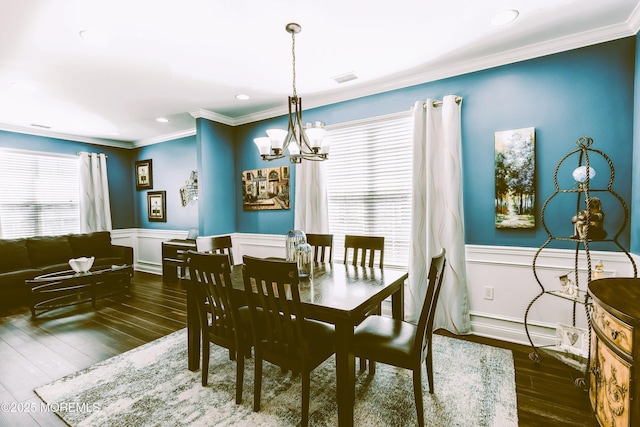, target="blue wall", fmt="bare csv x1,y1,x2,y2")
196,119,236,235
633,33,640,254
234,37,636,251
0,130,135,229
135,135,198,230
